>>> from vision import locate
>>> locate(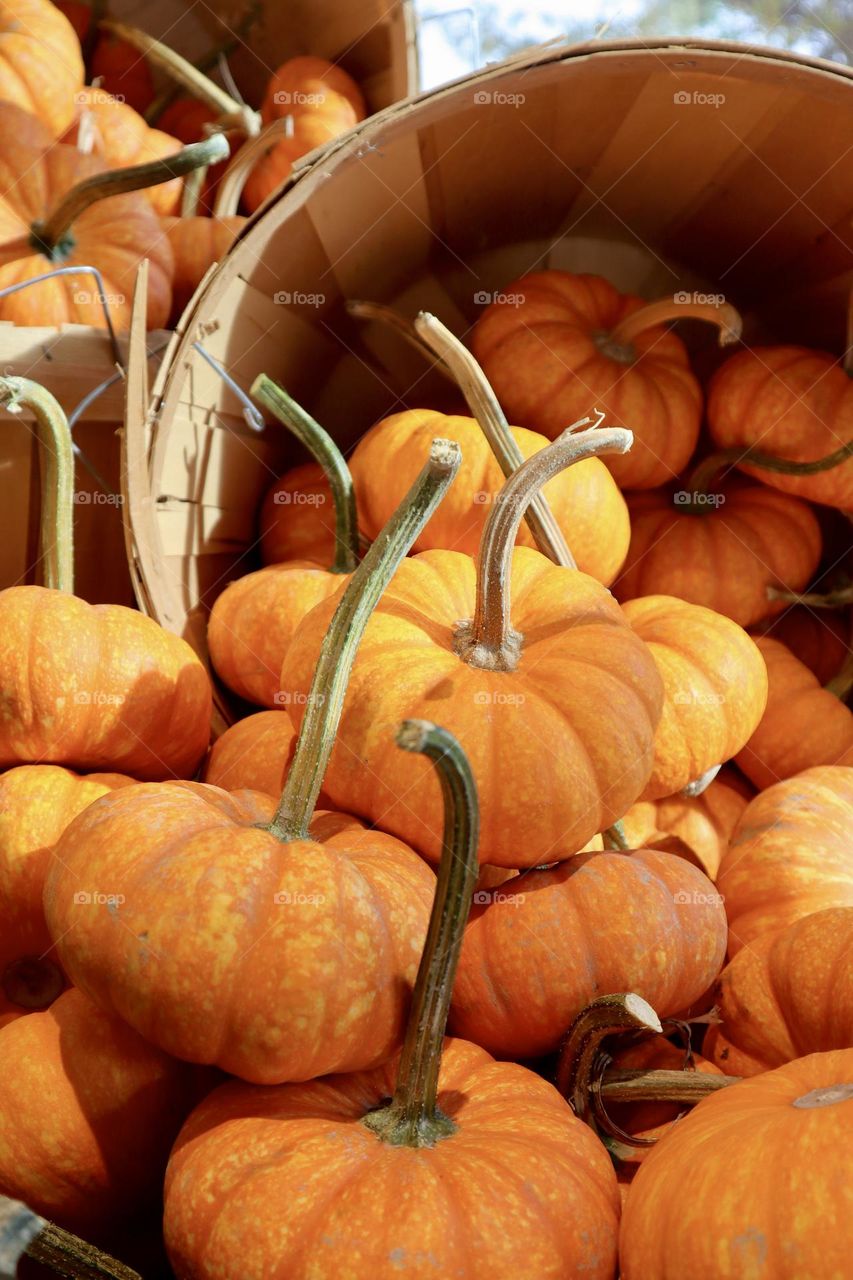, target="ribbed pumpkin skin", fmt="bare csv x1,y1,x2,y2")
620,1049,853,1279
282,546,664,867
0,587,212,780
261,55,367,123
203,709,298,794
449,849,727,1058
754,606,849,685
621,768,752,880
0,107,173,330
260,463,337,566
704,908,853,1077
708,345,853,509
0,0,83,137
615,484,822,627
0,765,130,1028
349,411,631,585
44,782,435,1084
244,109,357,213
208,563,345,708
0,988,206,1234
163,214,244,320
734,637,853,788
717,766,853,956
622,595,767,800
164,1038,620,1280
471,270,701,490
